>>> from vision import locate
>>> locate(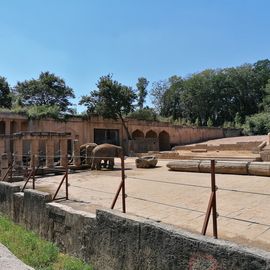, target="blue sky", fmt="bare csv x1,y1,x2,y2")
0,0,270,111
